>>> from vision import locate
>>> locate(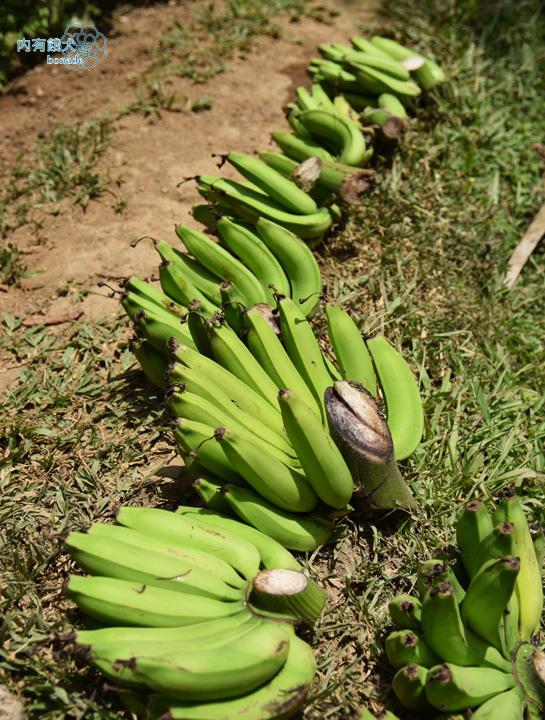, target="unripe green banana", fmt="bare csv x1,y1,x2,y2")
460,555,520,651
129,336,169,388
420,581,512,672
66,575,246,627
152,238,223,305
369,36,446,86
191,475,234,514
85,522,246,589
388,594,422,631
277,388,354,509
348,62,421,98
416,559,466,604
325,302,377,395
310,83,337,111
214,426,317,513
493,488,544,640
311,60,364,93
131,305,197,353
226,150,319,215
158,260,218,316
469,686,526,719
243,306,322,416
203,317,282,408
64,531,244,601
127,620,291,701
221,483,333,551
470,522,516,579
254,217,322,318
197,175,333,240
297,108,367,166
385,628,441,669
172,416,247,484
365,333,423,460
274,293,332,420
424,663,517,713
167,342,285,435
273,126,337,162
73,610,251,647
115,506,261,582
219,281,247,336
350,36,393,58
118,276,186,318
456,500,494,577
145,631,316,720
340,50,411,80
85,614,259,685
185,309,214,356
216,217,291,305
392,663,432,712
165,362,295,458
175,223,266,307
